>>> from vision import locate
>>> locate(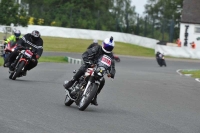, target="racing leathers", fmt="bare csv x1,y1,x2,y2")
64,45,116,106
7,33,43,72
